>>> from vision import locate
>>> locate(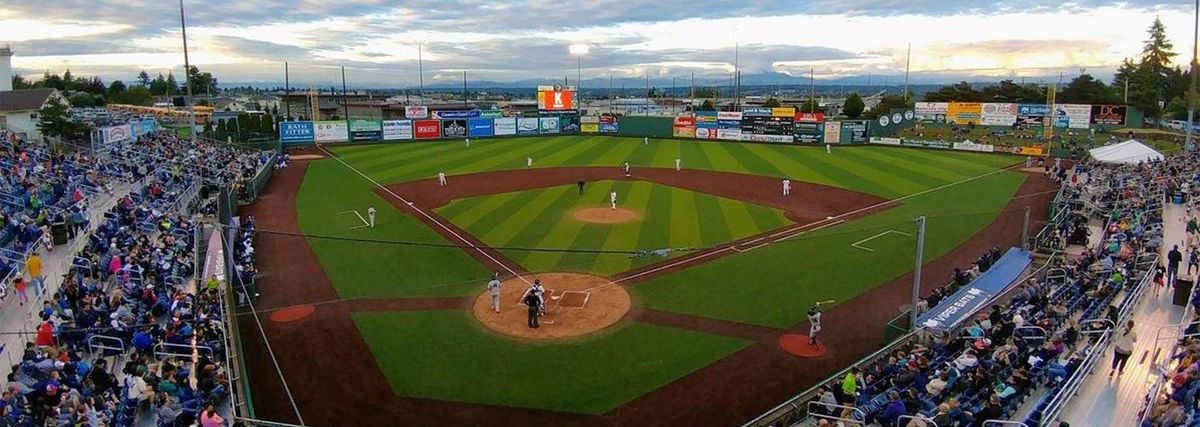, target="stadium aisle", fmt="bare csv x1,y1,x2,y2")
1058,202,1190,425
0,181,134,367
